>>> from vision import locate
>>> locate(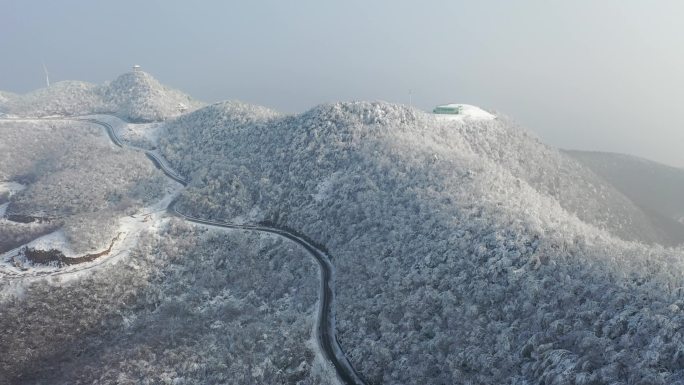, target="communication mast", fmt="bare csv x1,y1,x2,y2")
42,62,50,87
